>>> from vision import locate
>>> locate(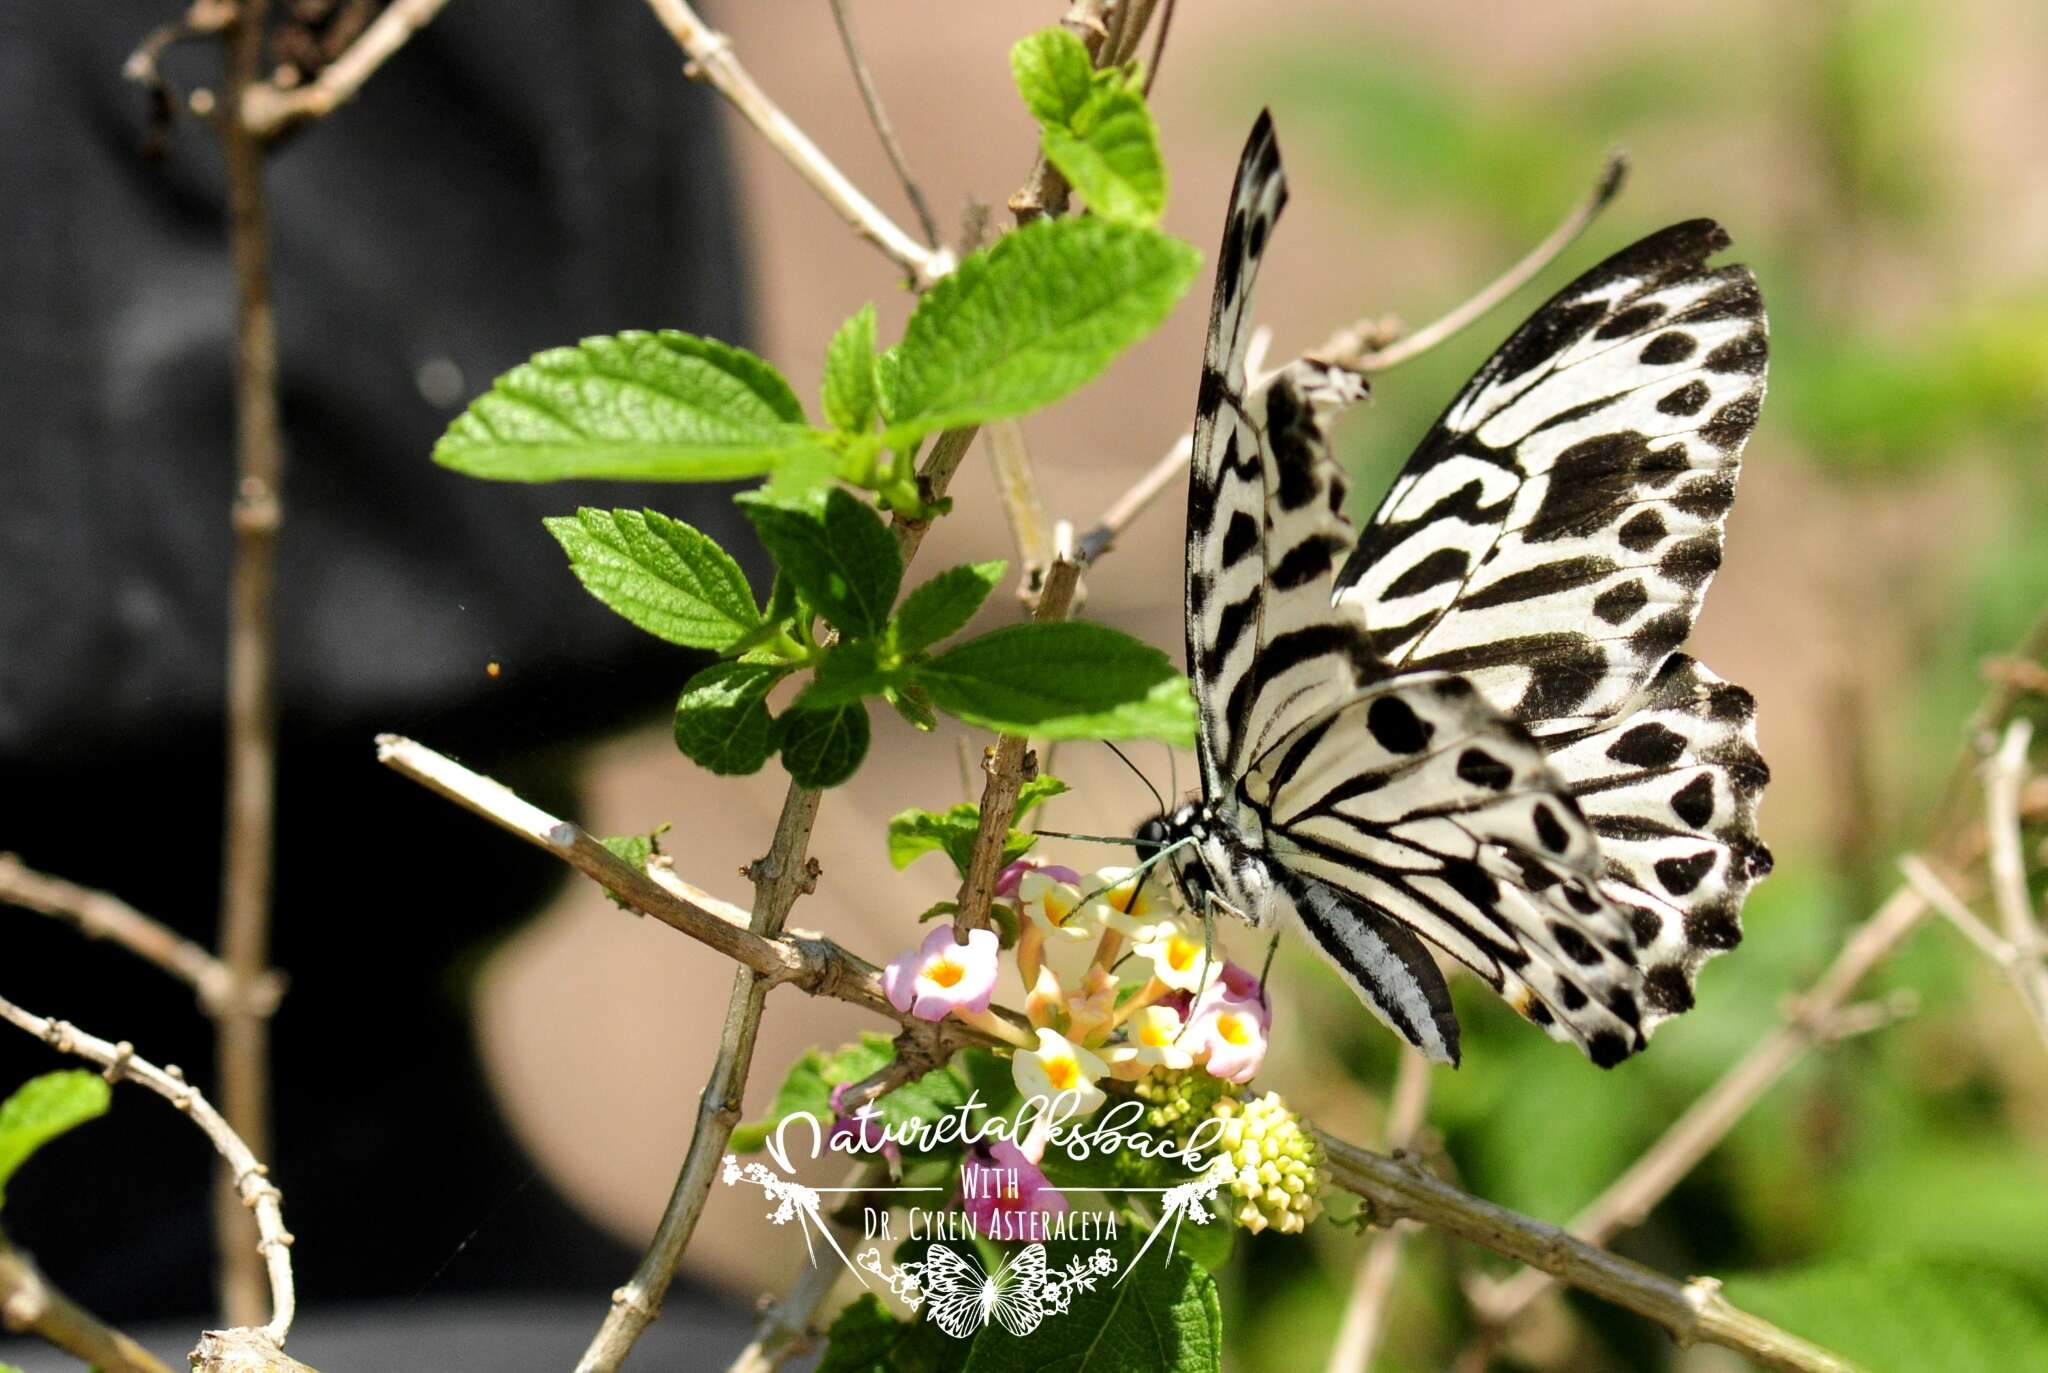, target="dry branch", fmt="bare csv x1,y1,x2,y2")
0,994,299,1351
641,0,945,285
241,0,456,137
0,1240,174,1373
